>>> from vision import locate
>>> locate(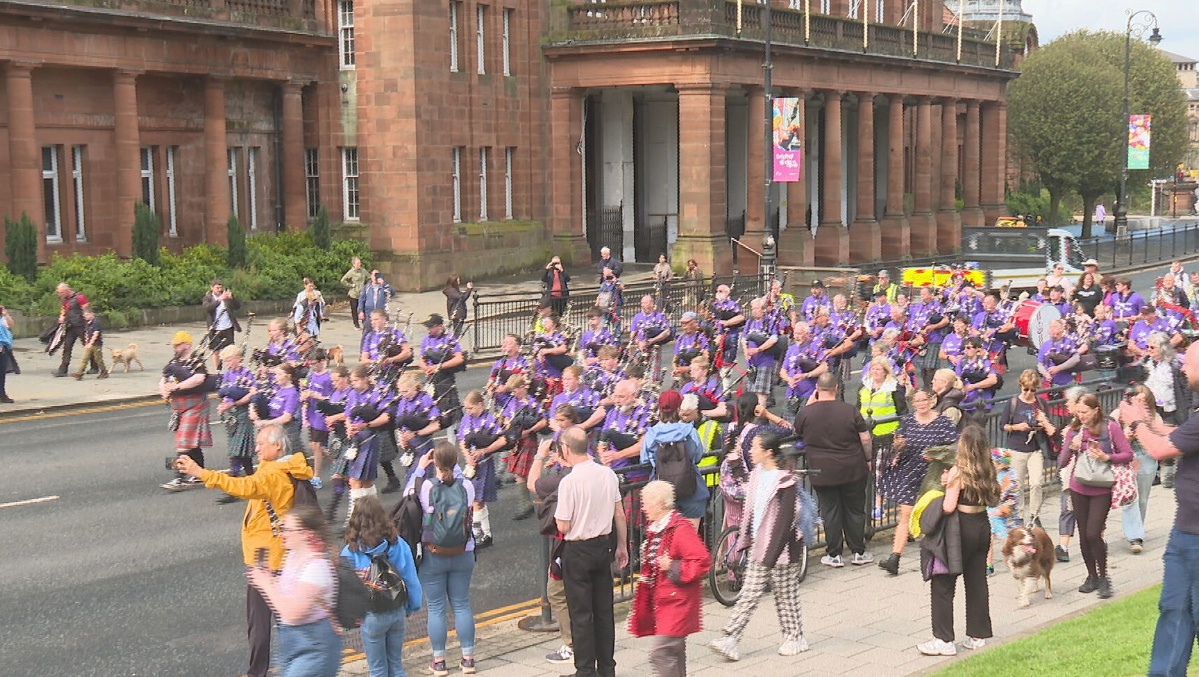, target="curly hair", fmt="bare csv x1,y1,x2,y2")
343,494,399,552
955,424,1001,506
